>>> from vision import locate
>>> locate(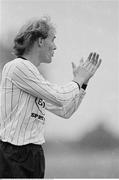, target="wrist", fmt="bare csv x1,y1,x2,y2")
73,81,80,90
72,81,87,90
83,79,89,84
